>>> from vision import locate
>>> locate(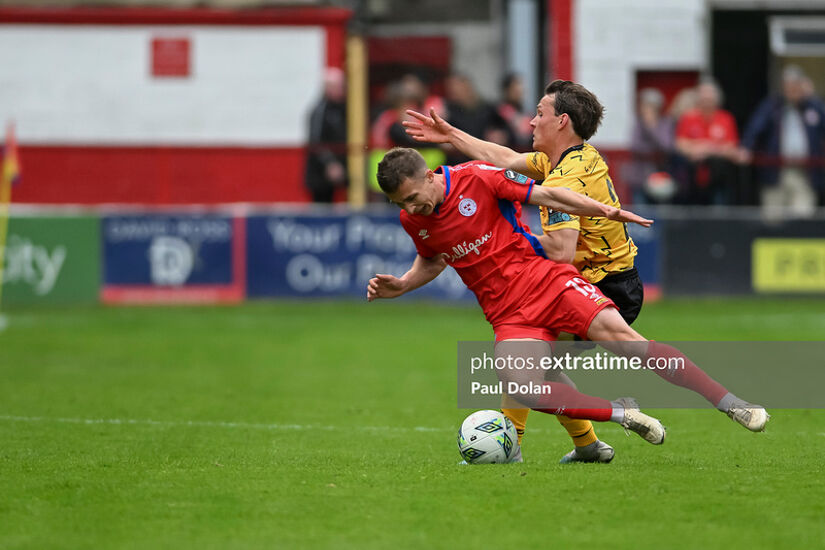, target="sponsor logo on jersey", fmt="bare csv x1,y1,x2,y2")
545,209,573,224
419,229,430,240
504,170,531,184
458,197,477,217
449,232,493,262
